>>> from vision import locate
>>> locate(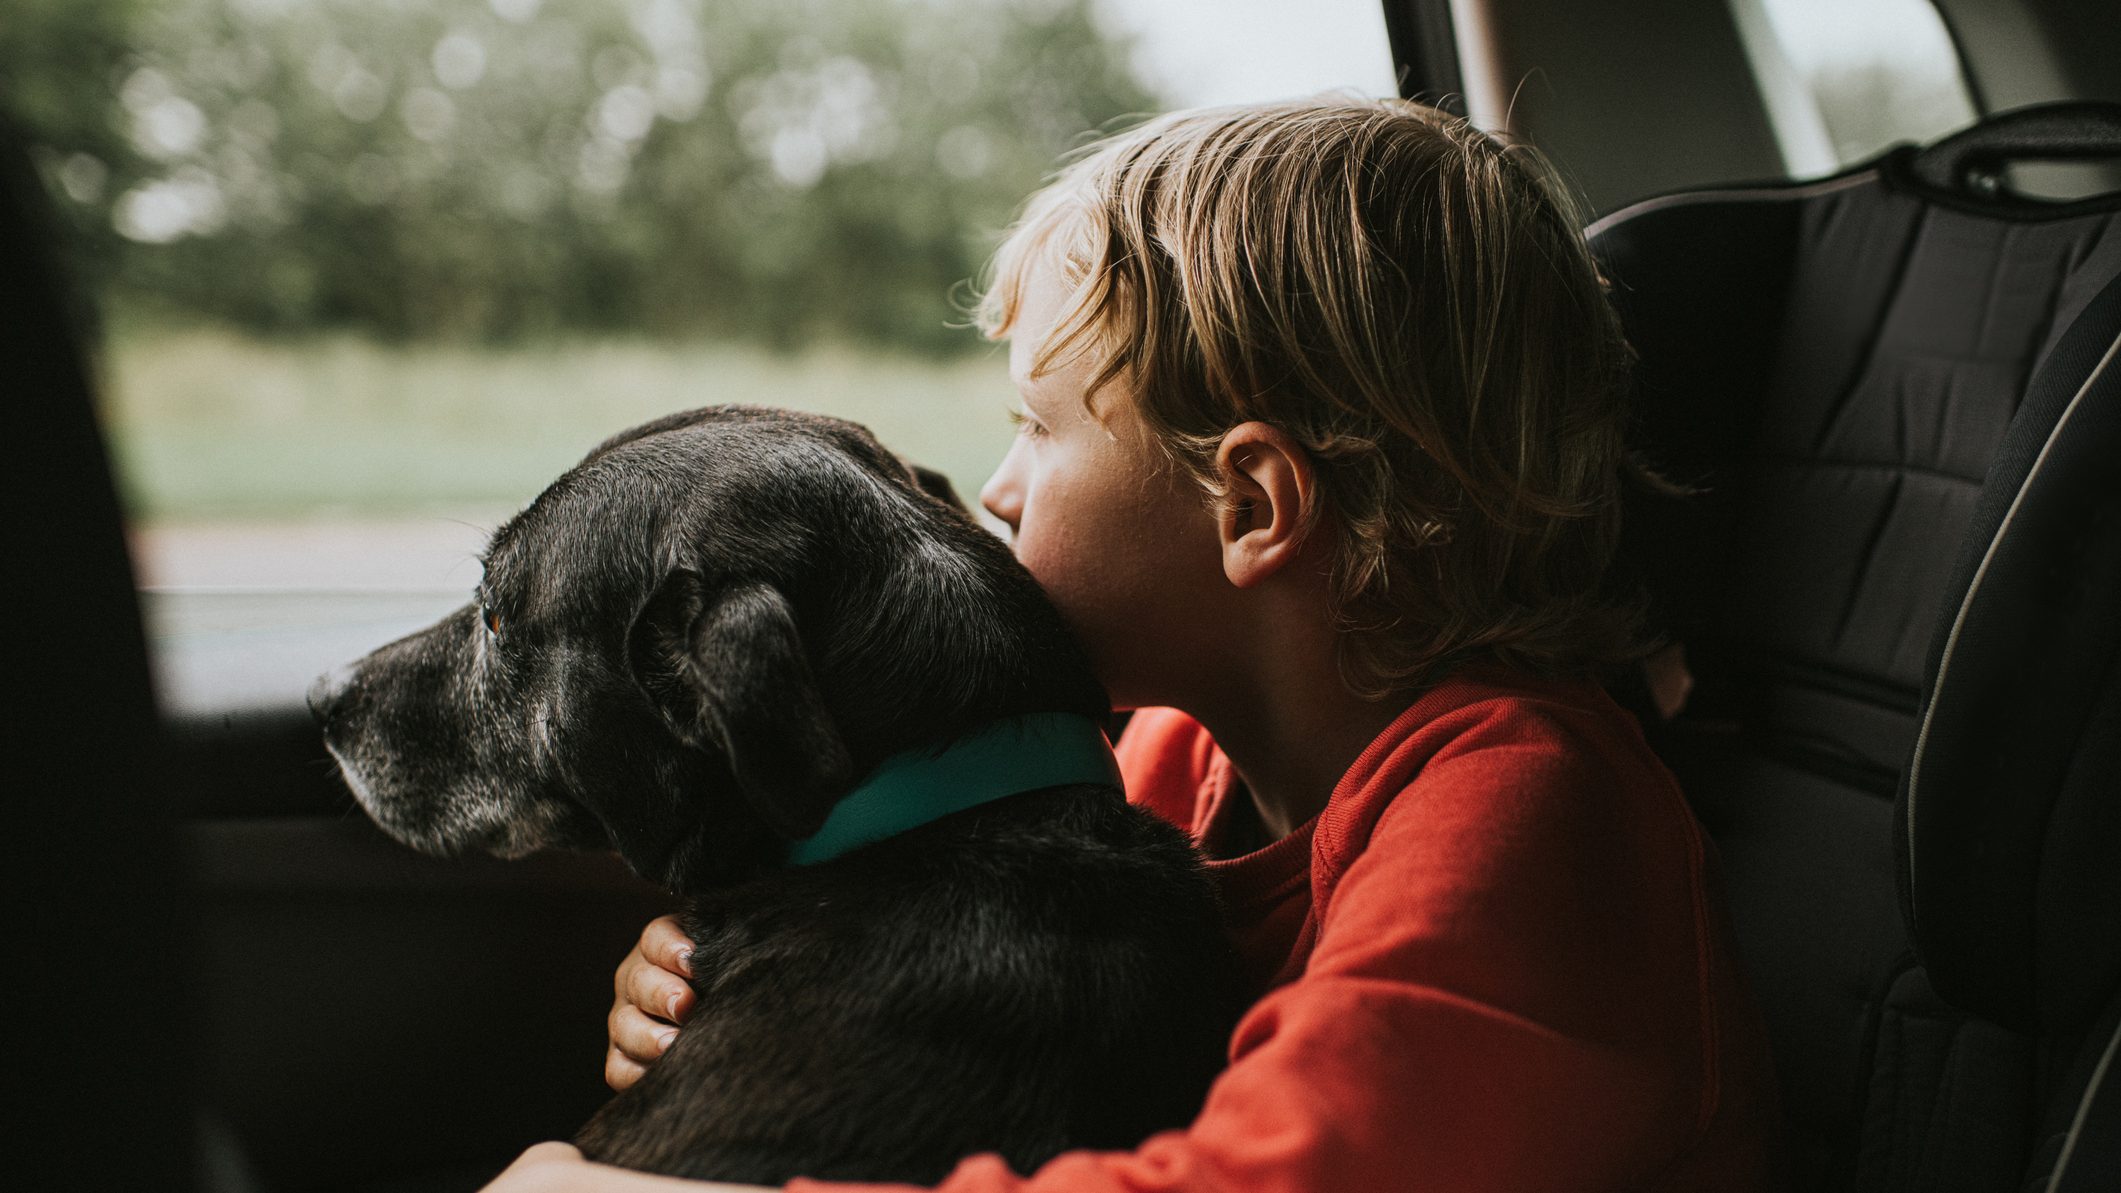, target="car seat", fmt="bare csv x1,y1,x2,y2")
1587,102,2121,1193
